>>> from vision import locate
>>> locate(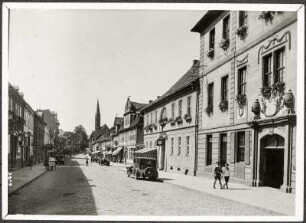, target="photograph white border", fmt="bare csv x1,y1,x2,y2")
2,2,304,221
